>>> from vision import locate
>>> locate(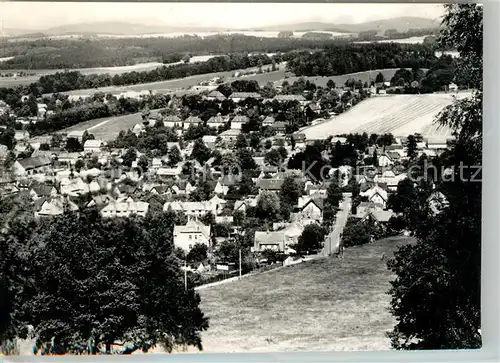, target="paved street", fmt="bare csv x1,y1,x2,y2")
322,193,352,256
